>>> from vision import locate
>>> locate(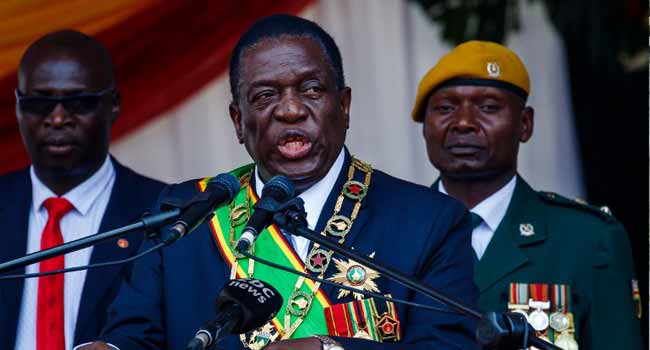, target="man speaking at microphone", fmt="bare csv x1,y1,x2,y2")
79,15,478,350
